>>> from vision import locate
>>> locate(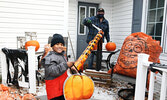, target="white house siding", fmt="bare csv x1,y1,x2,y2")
67,0,78,61
111,0,133,49
110,0,133,61
0,0,68,74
